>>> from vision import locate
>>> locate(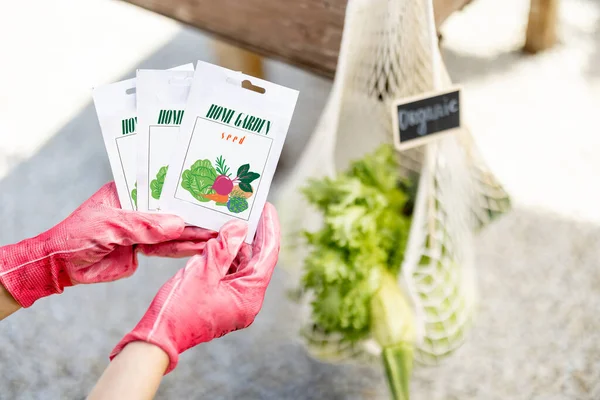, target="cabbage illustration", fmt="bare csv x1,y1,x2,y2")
131,182,137,209
150,166,168,200
180,159,217,202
